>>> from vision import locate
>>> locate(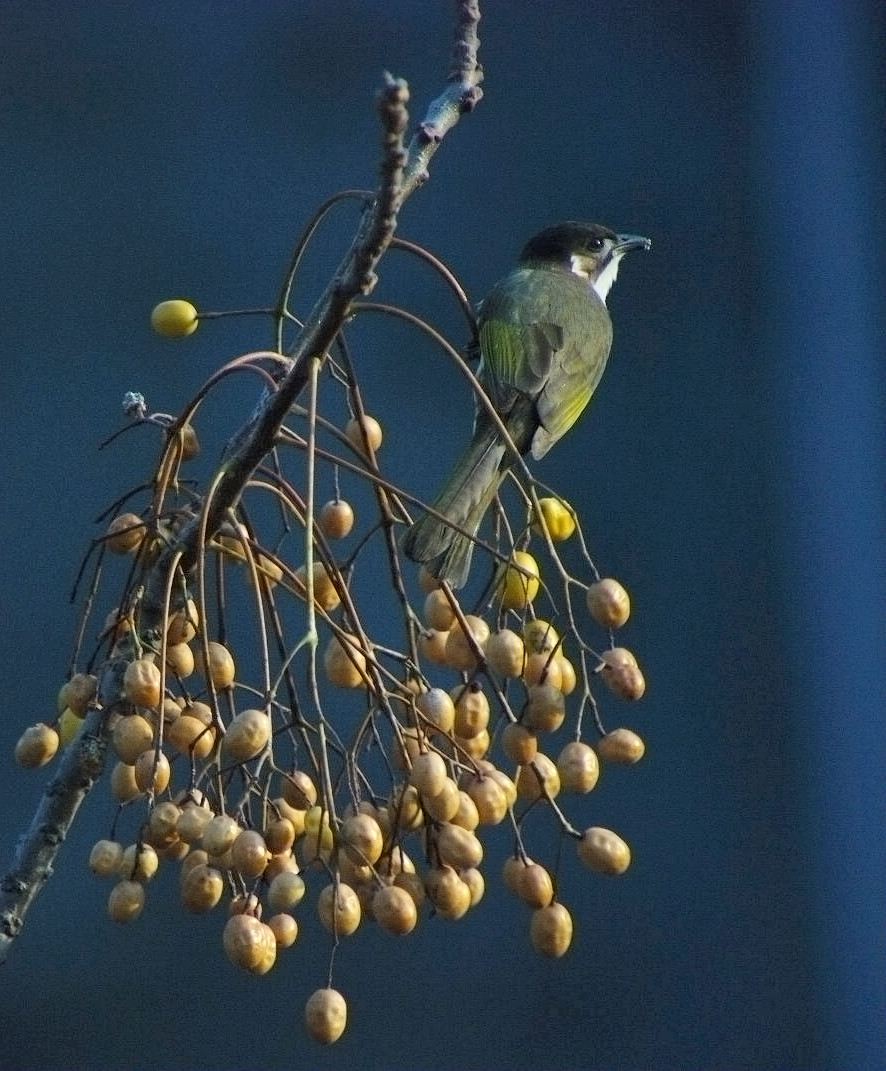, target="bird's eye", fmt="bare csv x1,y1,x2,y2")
588,237,605,251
